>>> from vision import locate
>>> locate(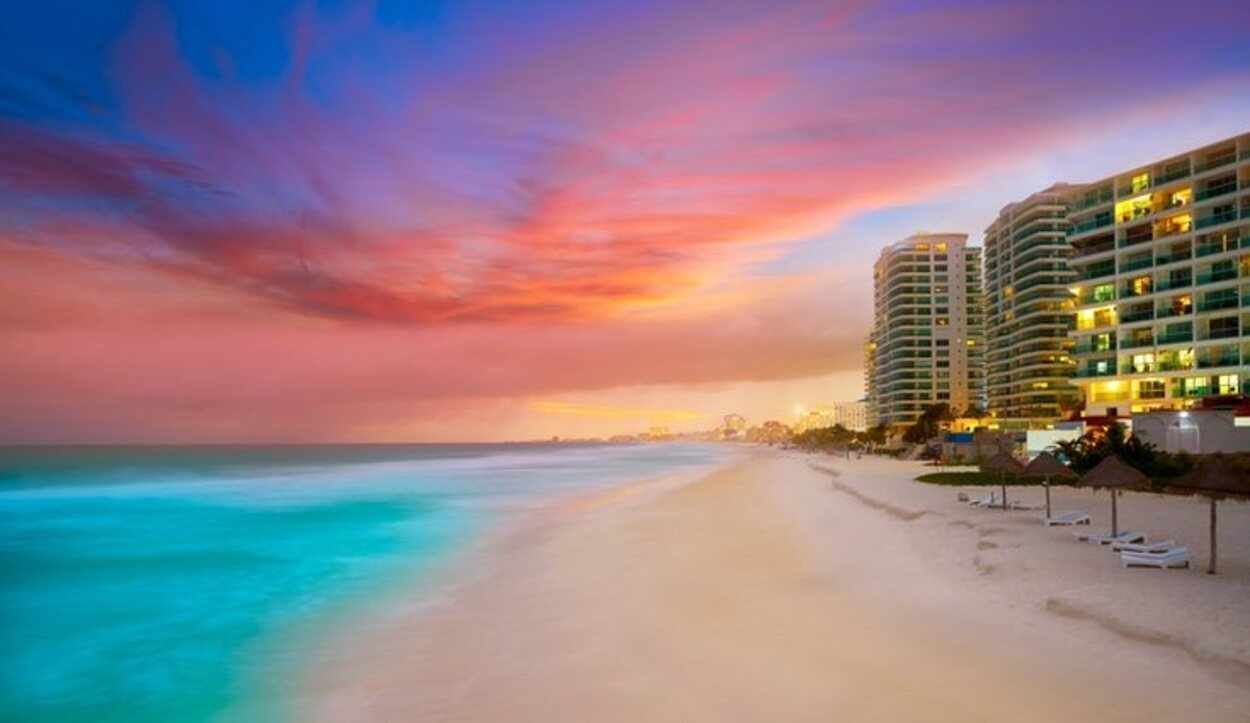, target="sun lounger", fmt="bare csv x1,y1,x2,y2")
1074,529,1146,545
1044,511,1090,526
1005,500,1043,511
1113,539,1176,554
1121,546,1191,569
968,493,999,508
